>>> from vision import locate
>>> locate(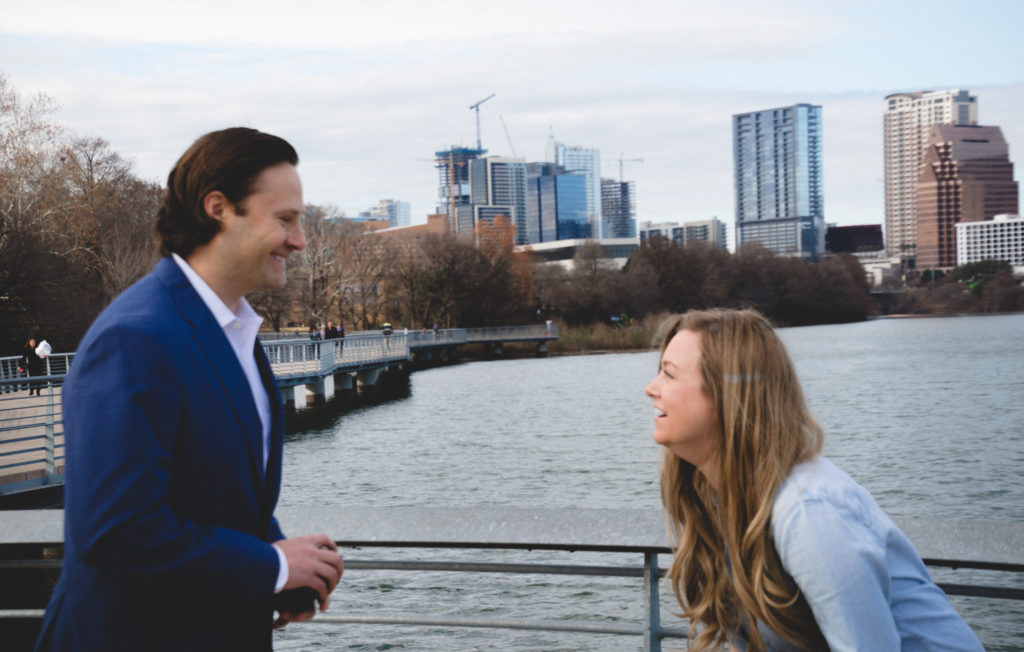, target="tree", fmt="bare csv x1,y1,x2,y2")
293,204,347,326
336,227,392,330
